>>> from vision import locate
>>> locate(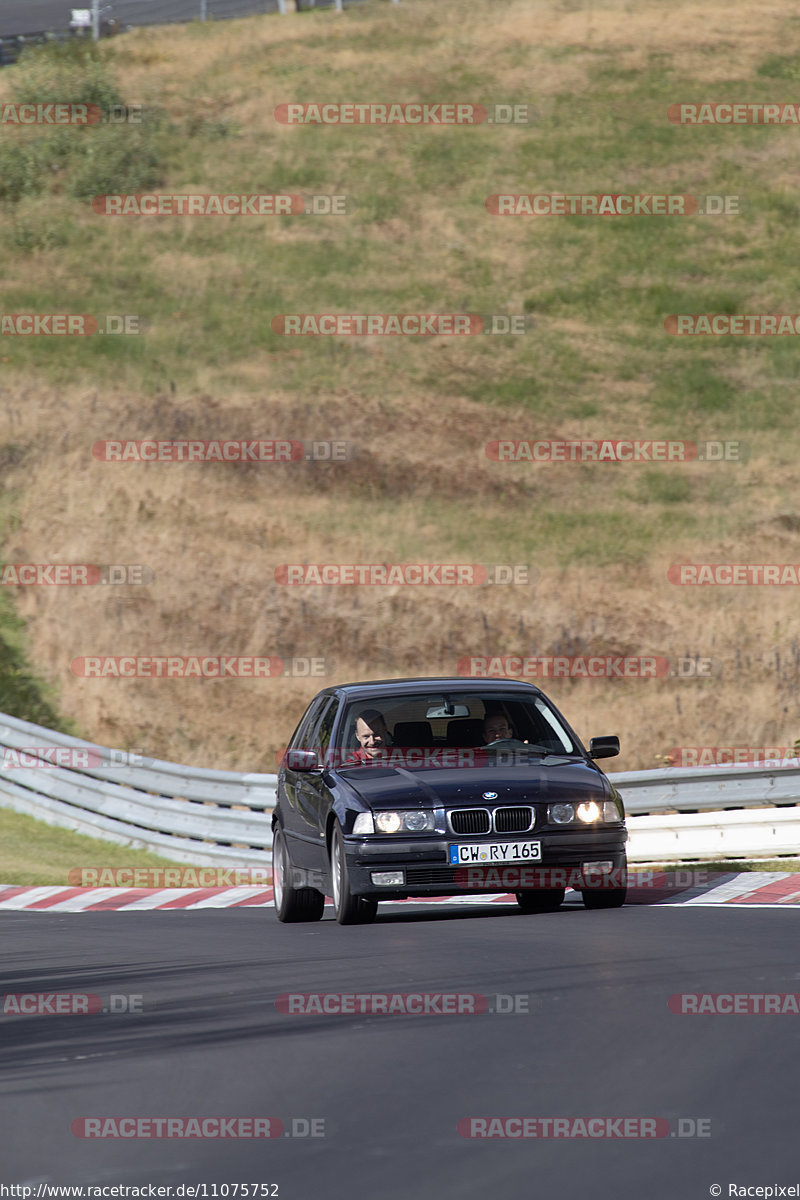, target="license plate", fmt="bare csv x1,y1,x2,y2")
449,841,542,865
